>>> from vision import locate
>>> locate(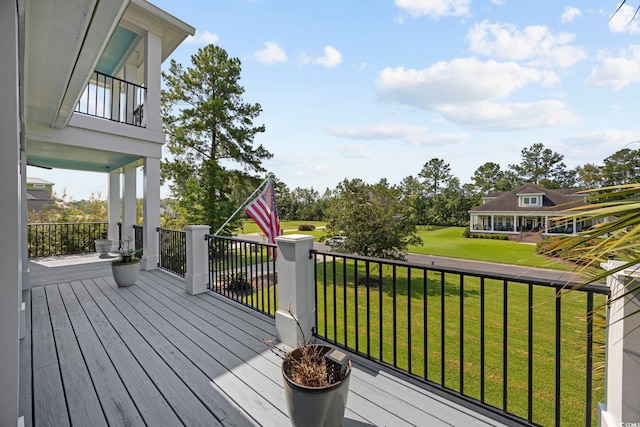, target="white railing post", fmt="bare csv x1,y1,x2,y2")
275,234,316,349
599,260,640,427
185,225,210,295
